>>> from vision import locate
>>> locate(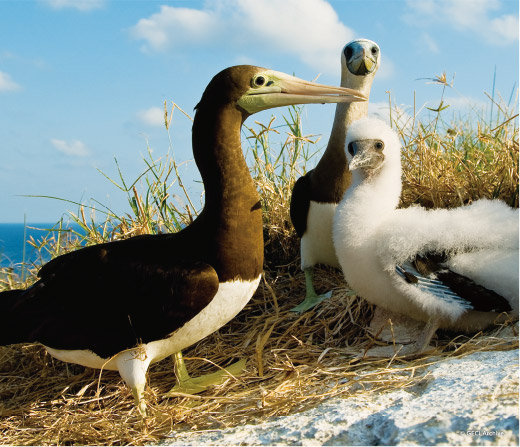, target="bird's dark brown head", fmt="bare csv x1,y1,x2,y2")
195,66,262,114
194,65,368,117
